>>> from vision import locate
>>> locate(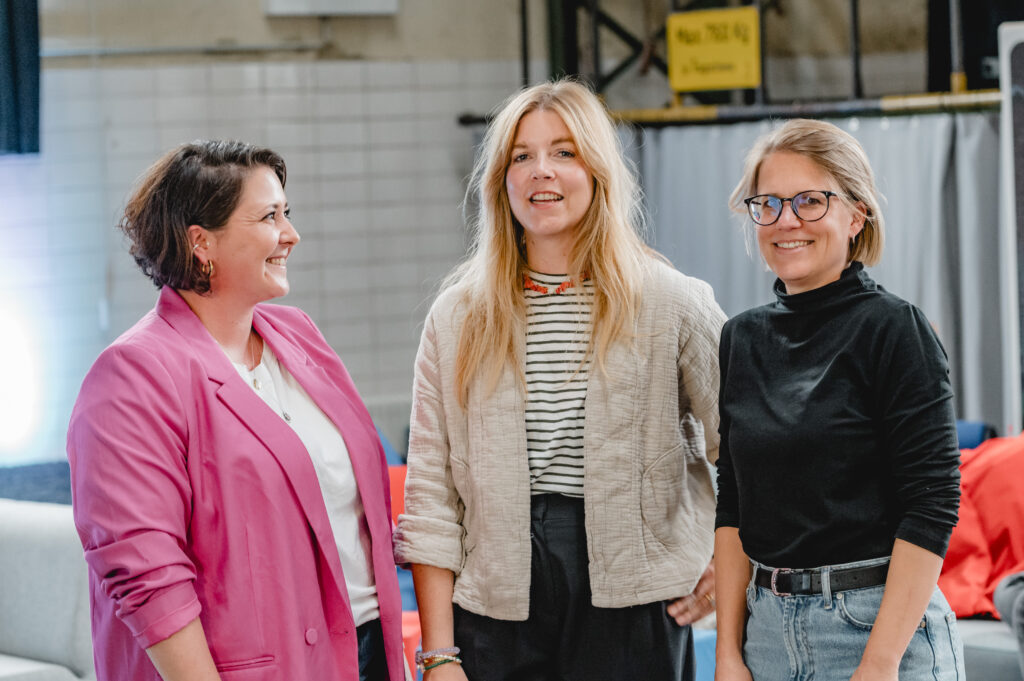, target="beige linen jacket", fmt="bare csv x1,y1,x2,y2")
393,260,726,620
